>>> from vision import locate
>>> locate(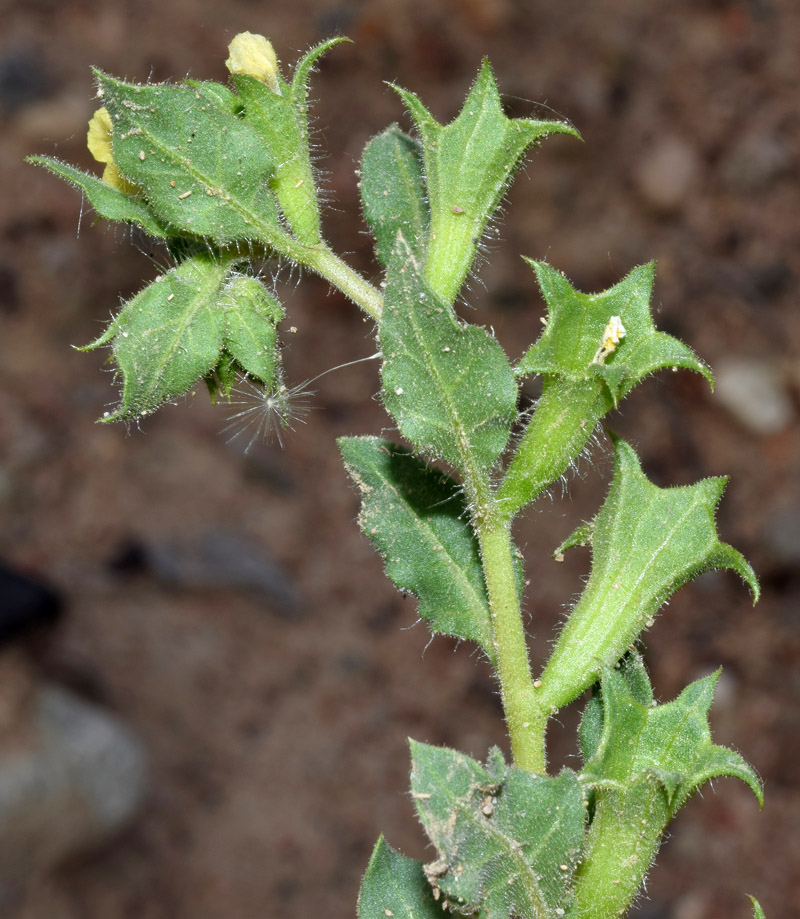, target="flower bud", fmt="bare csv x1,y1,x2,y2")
226,32,281,95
